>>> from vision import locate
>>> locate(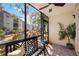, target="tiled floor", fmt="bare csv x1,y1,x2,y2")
51,43,77,56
